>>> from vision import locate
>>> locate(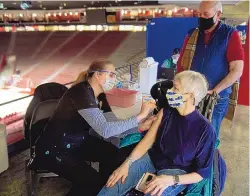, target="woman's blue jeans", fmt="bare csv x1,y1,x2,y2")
98,153,187,196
